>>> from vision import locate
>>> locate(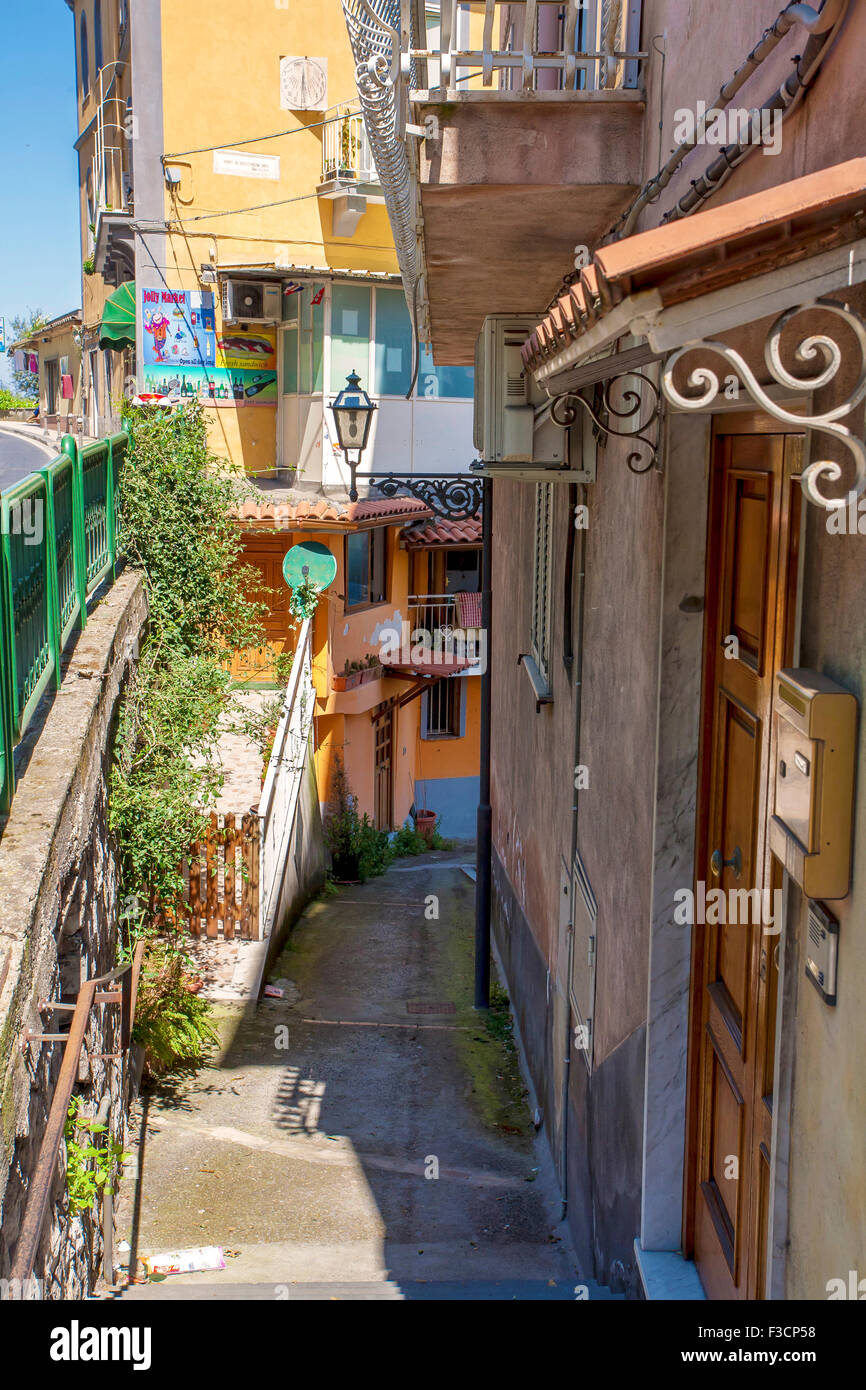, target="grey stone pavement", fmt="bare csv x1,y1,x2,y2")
117,852,618,1301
